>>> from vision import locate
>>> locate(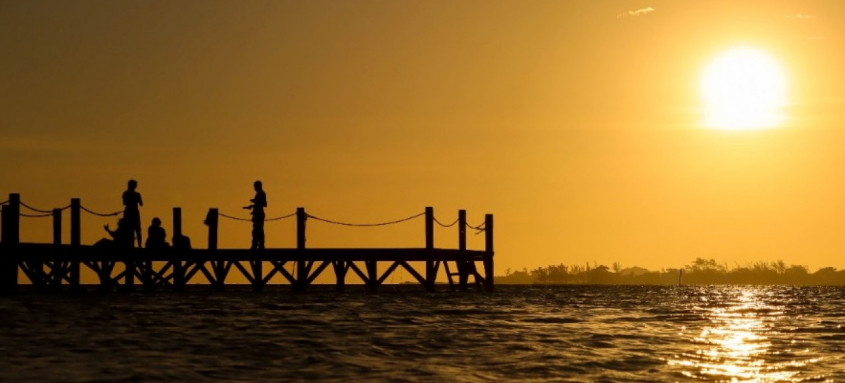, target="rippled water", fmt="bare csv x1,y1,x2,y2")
2,285,845,382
